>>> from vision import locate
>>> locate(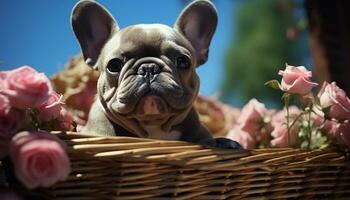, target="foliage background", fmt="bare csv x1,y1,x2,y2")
222,0,310,107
